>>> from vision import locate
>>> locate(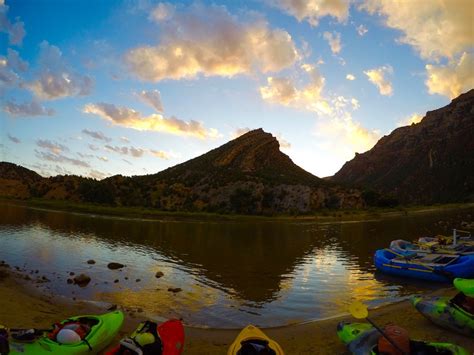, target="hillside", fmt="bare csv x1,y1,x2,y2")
332,89,474,204
0,130,364,214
